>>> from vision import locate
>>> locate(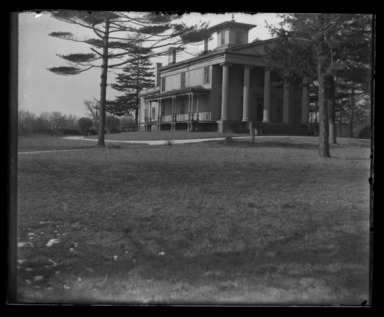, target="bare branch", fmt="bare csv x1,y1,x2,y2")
90,47,103,56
